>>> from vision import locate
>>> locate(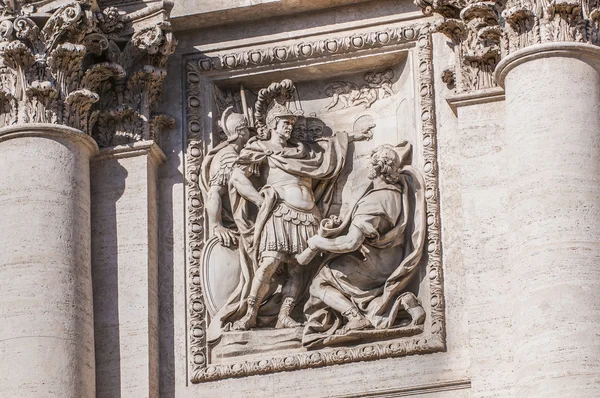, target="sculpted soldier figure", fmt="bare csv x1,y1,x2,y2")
299,144,427,348
291,115,308,142
207,100,373,338
201,107,250,247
